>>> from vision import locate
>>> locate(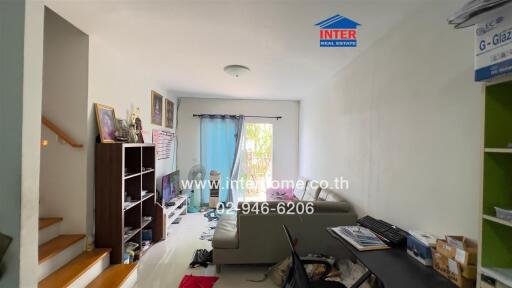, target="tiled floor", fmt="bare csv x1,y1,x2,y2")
136,213,274,288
